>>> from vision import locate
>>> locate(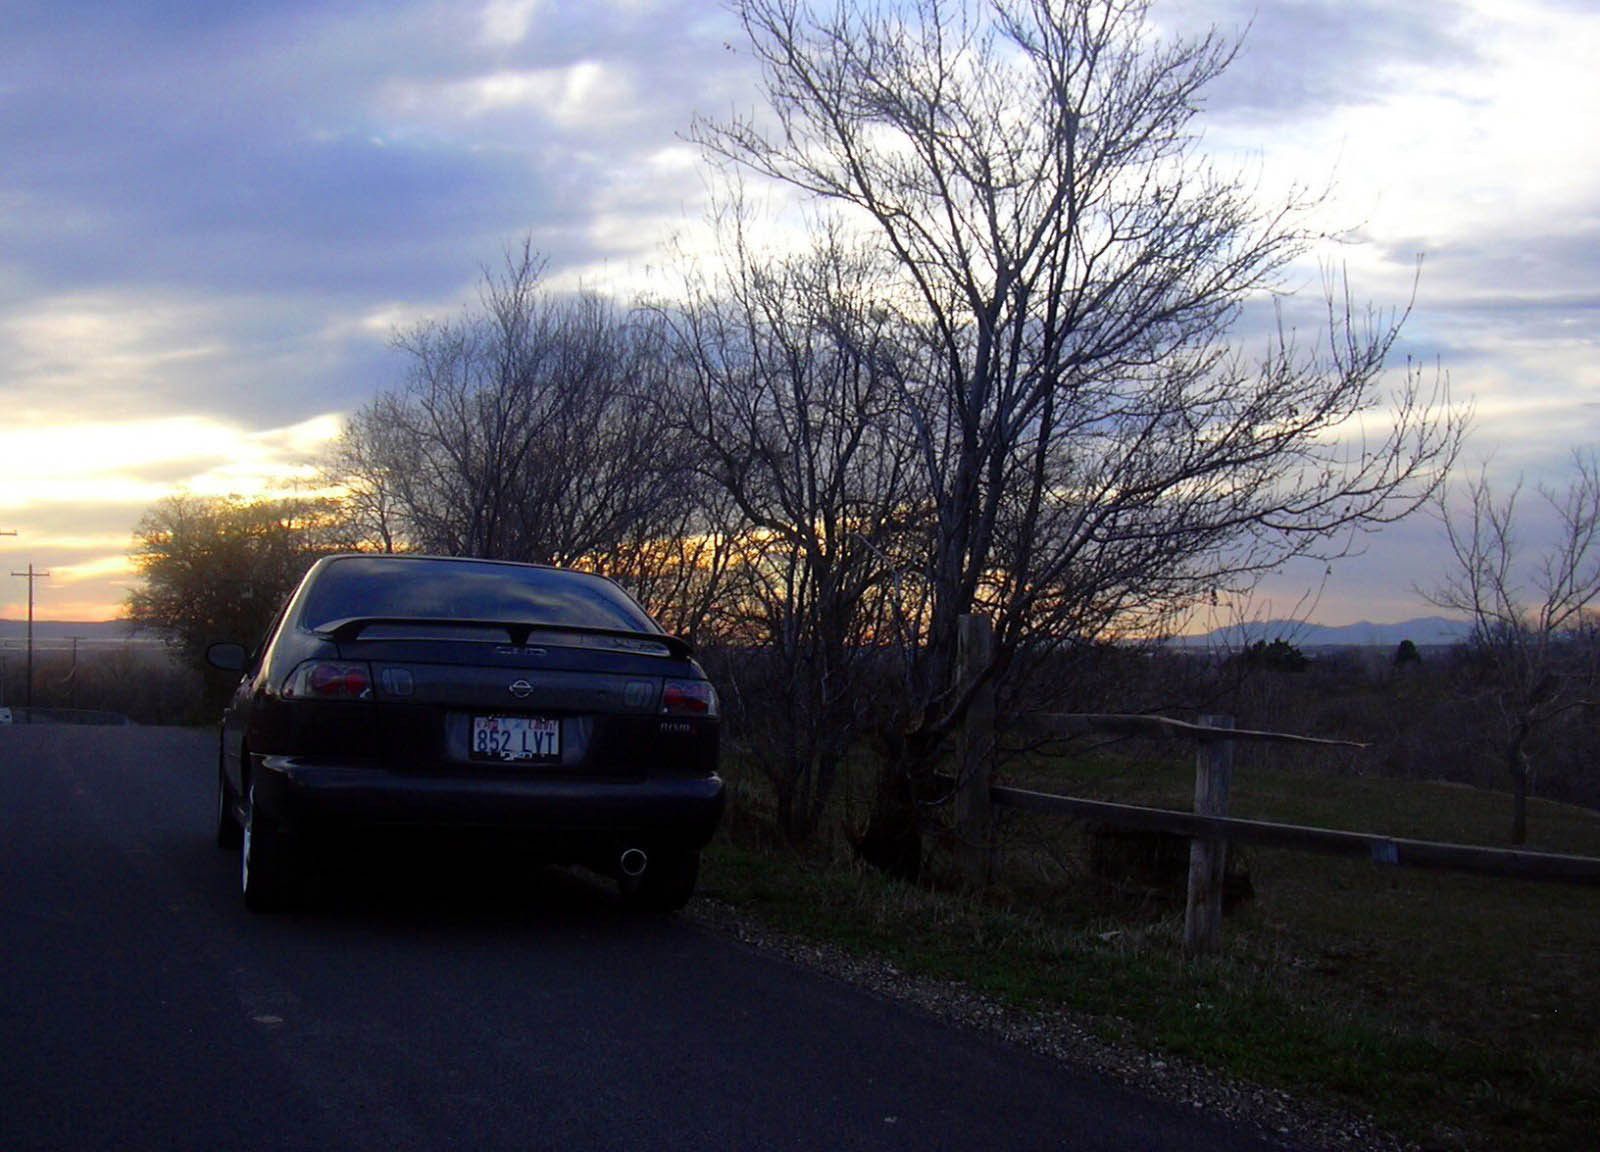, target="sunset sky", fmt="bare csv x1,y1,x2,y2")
3,0,1597,626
